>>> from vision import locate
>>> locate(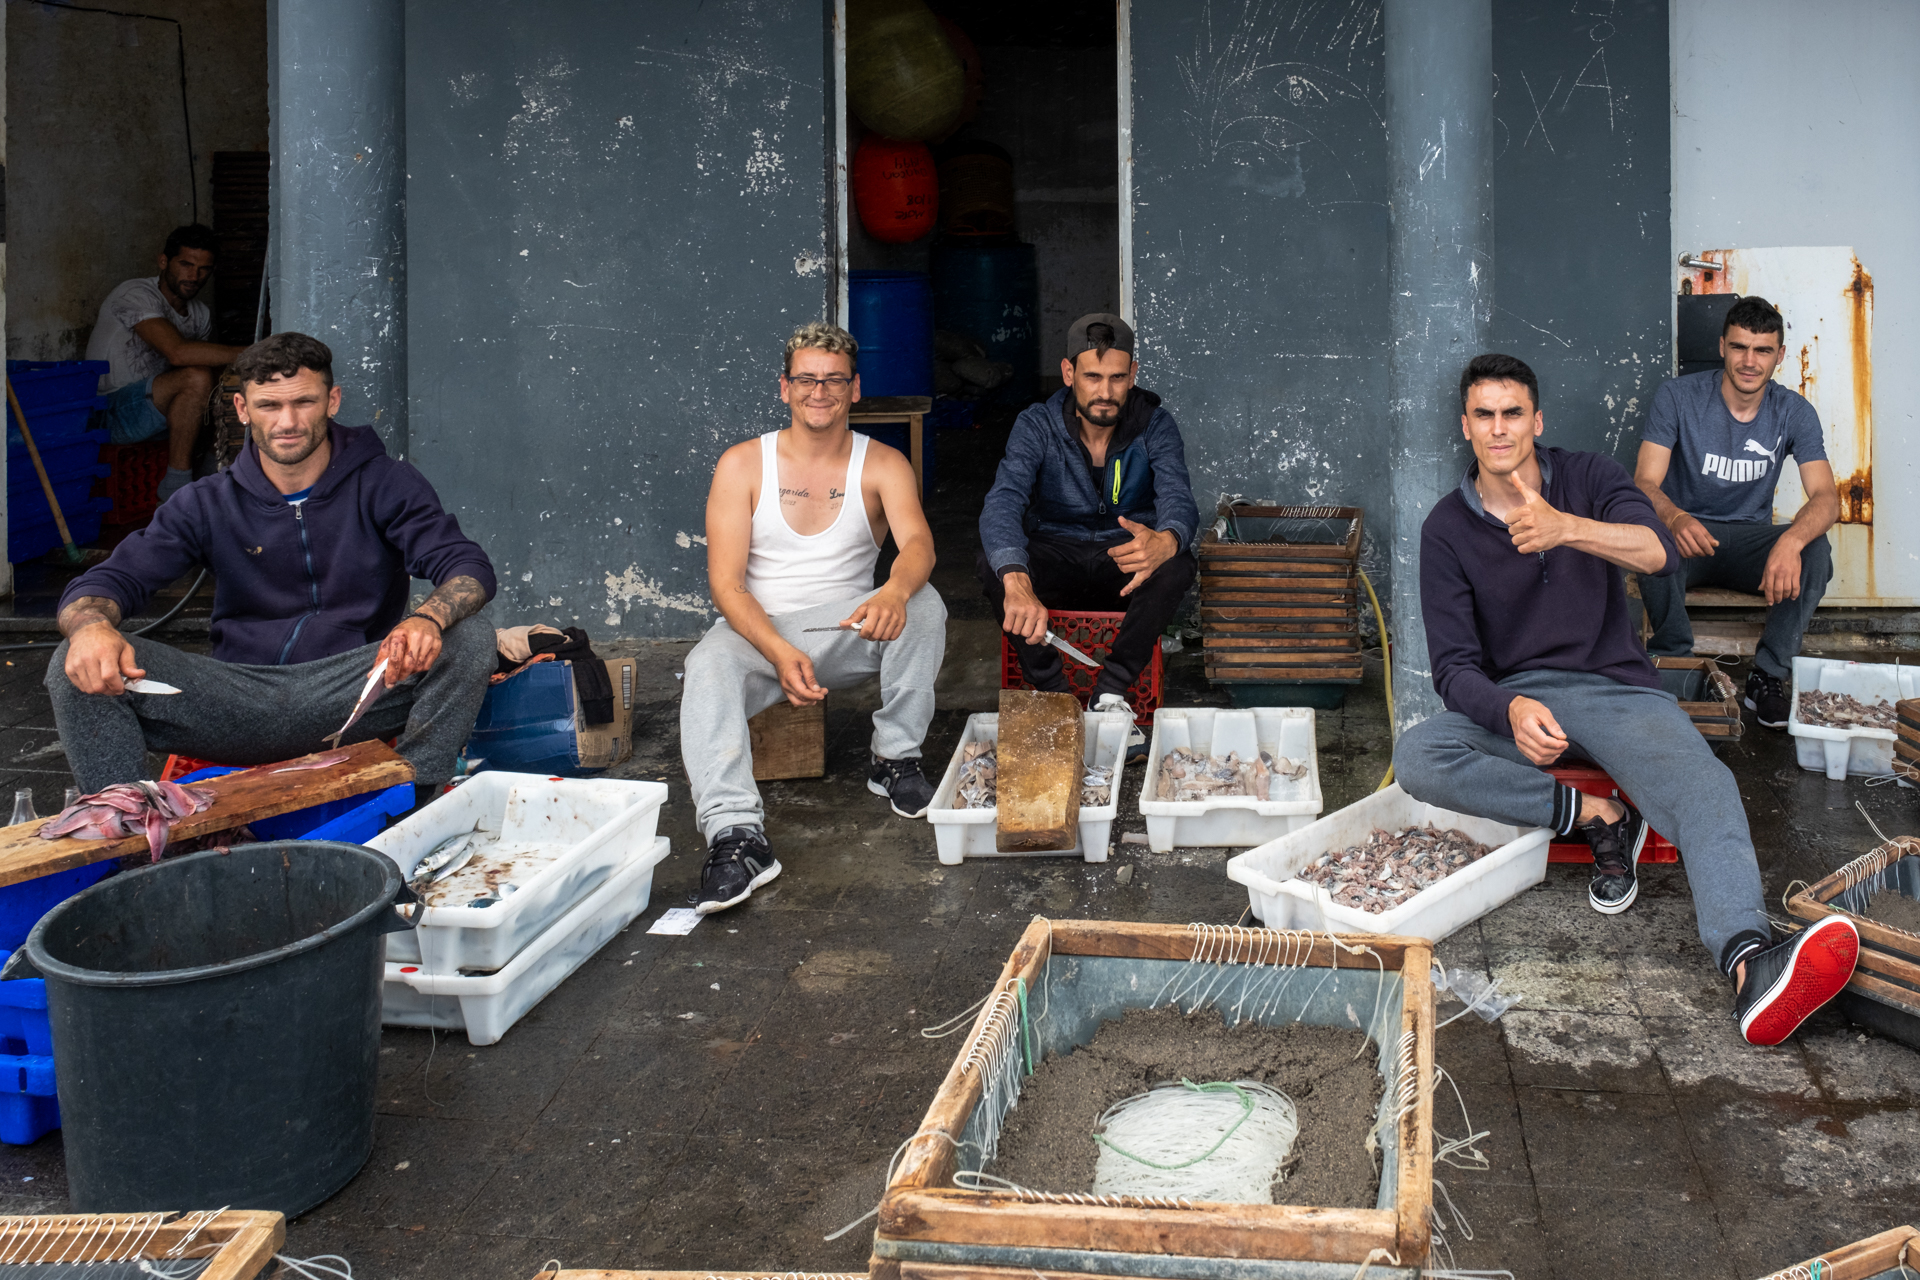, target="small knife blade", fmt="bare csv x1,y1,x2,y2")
1044,630,1100,668
123,678,182,695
